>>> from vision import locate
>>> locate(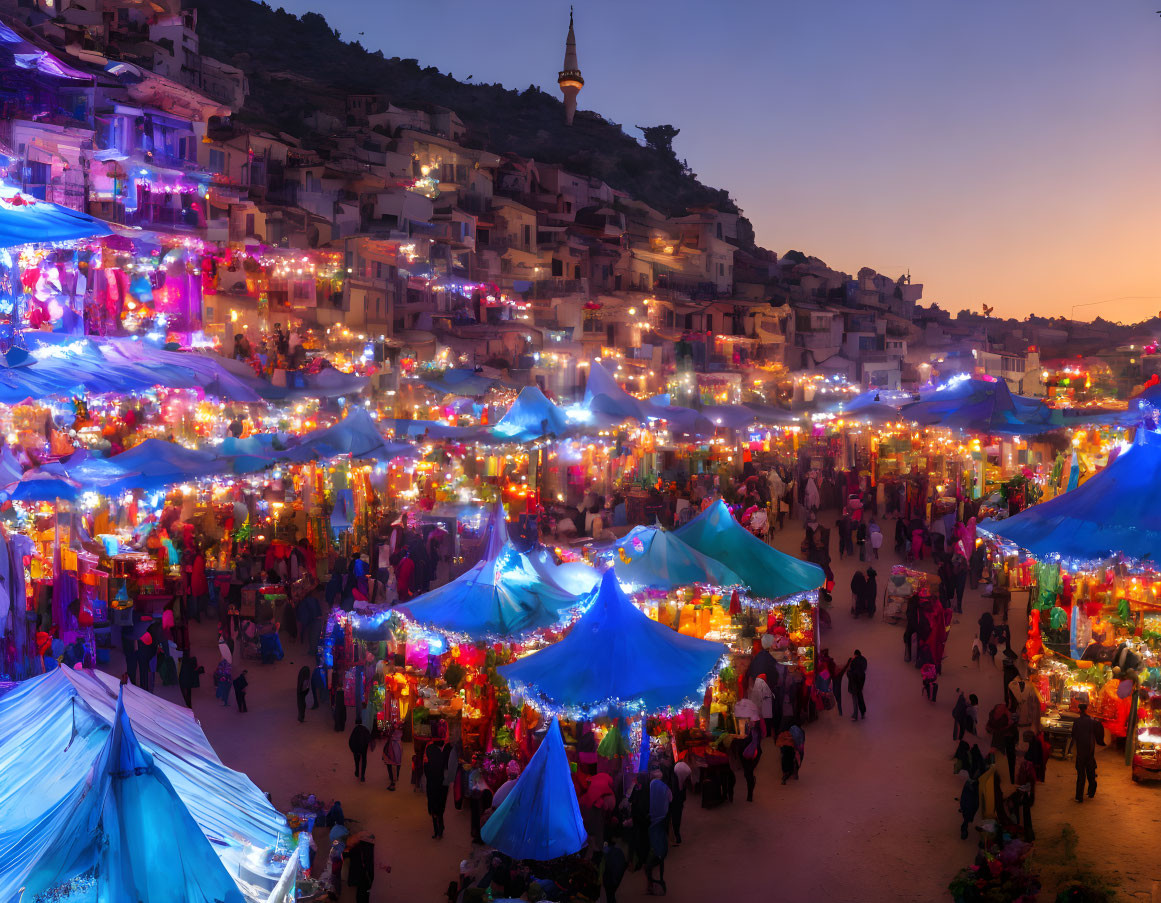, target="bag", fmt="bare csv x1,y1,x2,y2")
742,727,760,759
